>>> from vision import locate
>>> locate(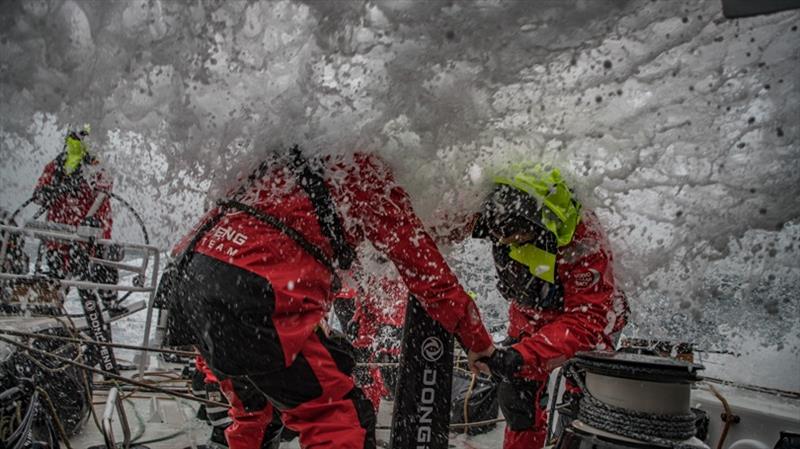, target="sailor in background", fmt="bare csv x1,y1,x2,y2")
32,124,121,312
